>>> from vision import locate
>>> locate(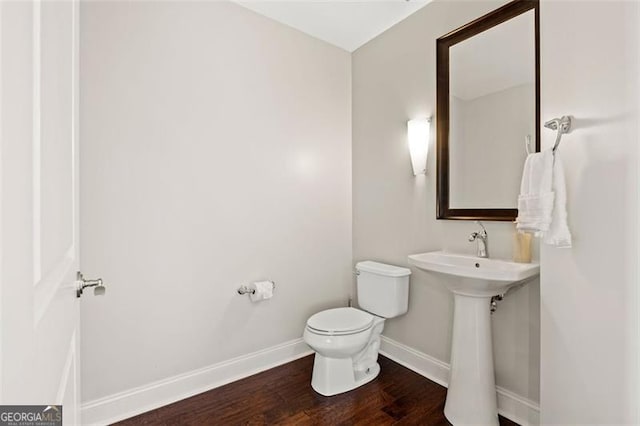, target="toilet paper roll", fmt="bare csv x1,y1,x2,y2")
249,280,274,302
